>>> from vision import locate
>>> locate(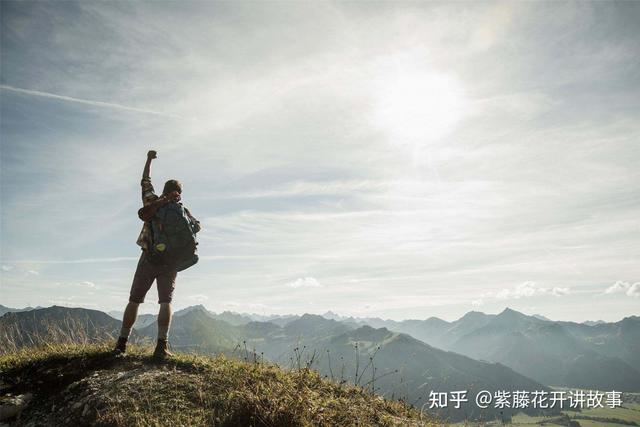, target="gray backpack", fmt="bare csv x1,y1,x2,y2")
150,201,199,271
